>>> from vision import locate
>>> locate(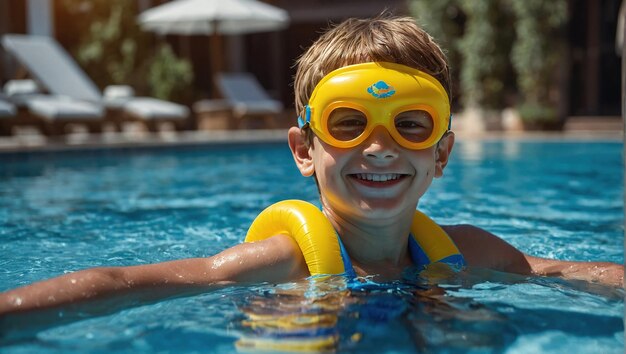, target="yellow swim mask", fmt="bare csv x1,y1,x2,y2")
298,62,451,150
